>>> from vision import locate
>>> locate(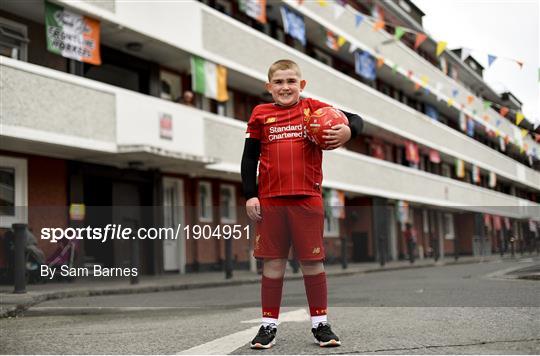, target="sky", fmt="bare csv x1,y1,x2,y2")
410,0,539,127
